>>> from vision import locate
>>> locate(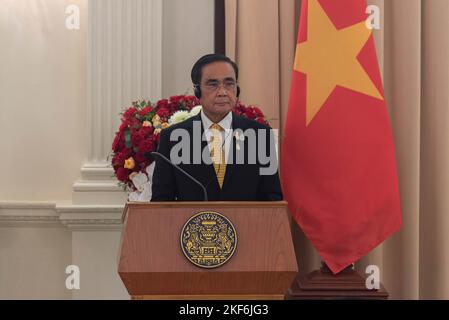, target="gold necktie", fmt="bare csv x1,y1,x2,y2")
210,123,226,188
